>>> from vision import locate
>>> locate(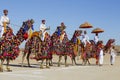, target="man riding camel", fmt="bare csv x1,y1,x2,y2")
94,33,99,44
0,9,10,37
56,22,66,43
39,20,50,41
82,31,90,47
